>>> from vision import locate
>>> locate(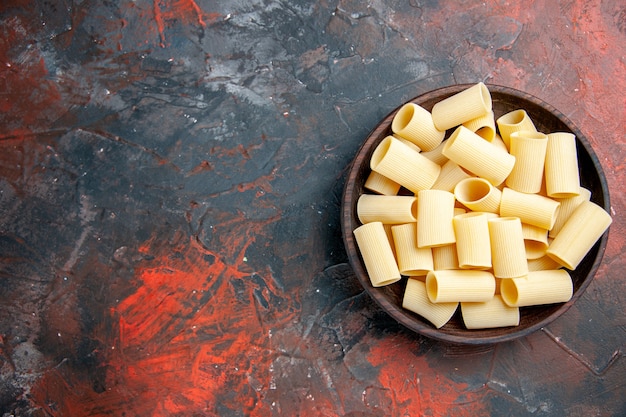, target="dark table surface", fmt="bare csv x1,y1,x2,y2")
1,1,624,416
